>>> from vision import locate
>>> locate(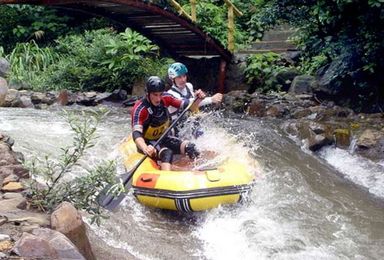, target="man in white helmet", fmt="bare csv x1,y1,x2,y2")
167,62,223,137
